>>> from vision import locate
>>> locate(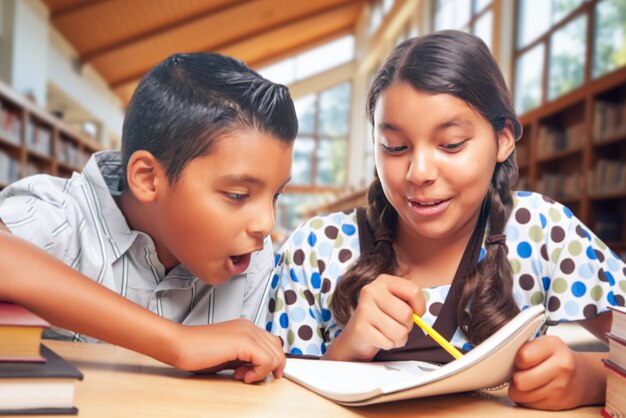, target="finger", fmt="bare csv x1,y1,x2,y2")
514,337,557,370
508,380,550,406
366,309,410,349
254,331,286,376
378,275,425,315
374,292,414,332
